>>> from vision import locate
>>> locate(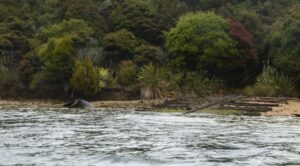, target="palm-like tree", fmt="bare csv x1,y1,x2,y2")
138,64,167,99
